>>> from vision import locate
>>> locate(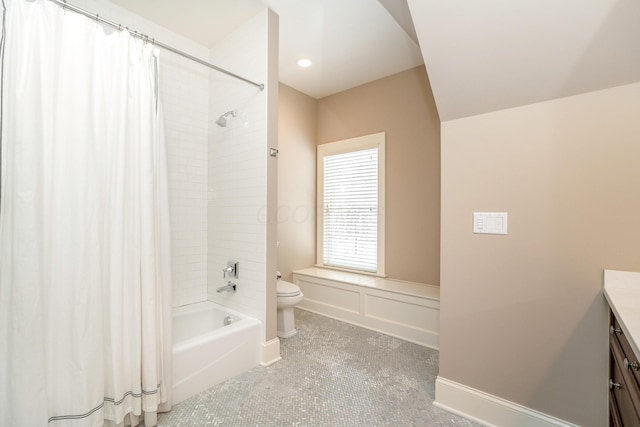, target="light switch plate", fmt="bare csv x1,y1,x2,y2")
473,212,508,235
